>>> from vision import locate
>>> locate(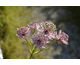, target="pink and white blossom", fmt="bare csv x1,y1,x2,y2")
37,21,57,40
44,21,57,30
37,21,56,32
17,26,30,38
31,33,49,49
57,30,69,45
29,20,40,30
48,31,57,40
